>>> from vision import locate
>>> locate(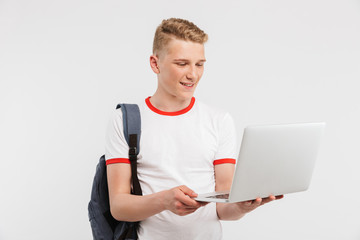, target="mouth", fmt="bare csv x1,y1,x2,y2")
180,82,195,87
